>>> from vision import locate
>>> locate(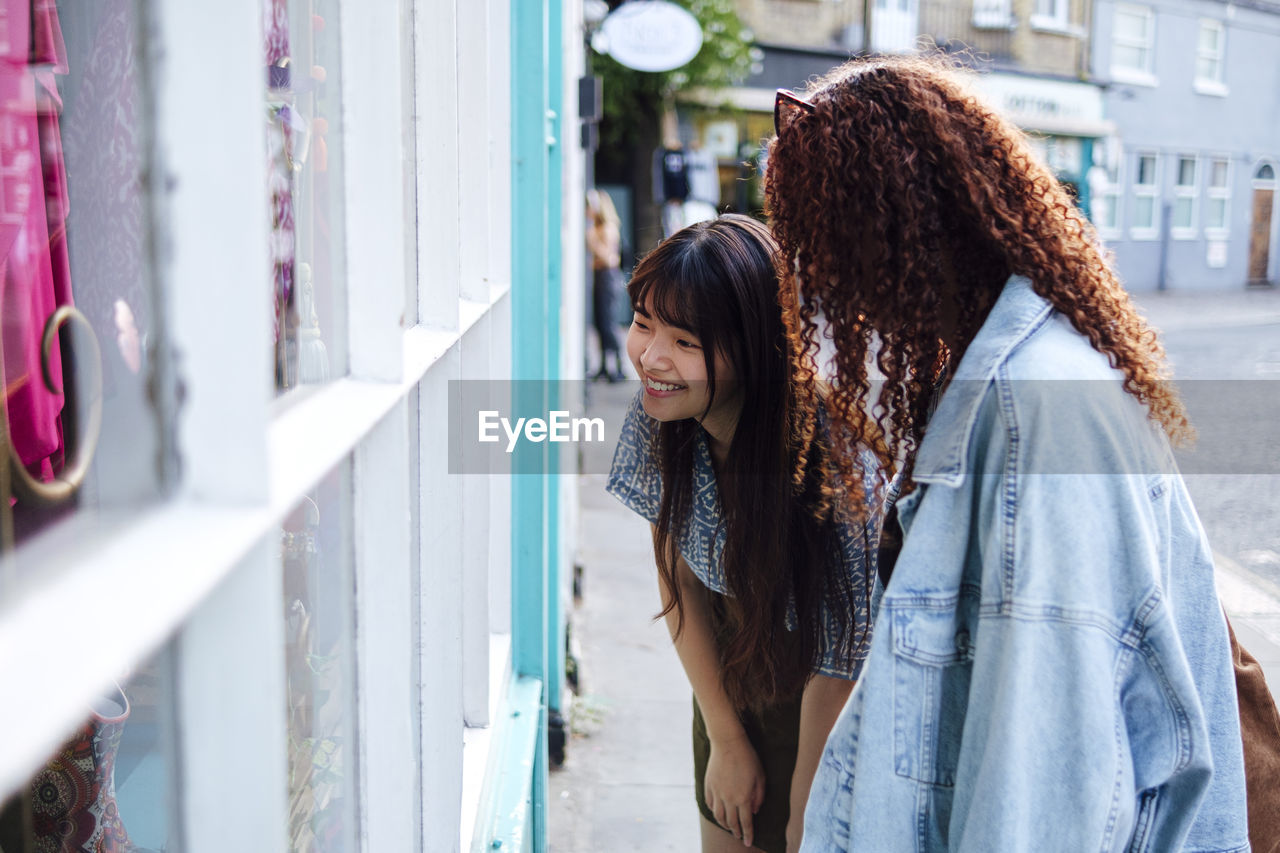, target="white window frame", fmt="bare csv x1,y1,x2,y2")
972,0,1015,30
1131,151,1161,240
1111,4,1158,87
1171,154,1199,240
1096,156,1124,240
0,4,538,853
1204,156,1232,238
1193,19,1228,96
1031,0,1071,32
